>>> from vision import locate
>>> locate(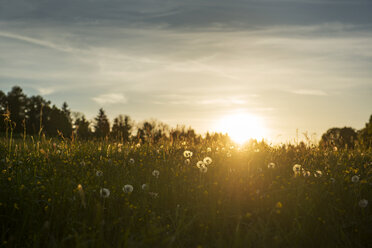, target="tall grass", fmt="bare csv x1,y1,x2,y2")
0,137,371,247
